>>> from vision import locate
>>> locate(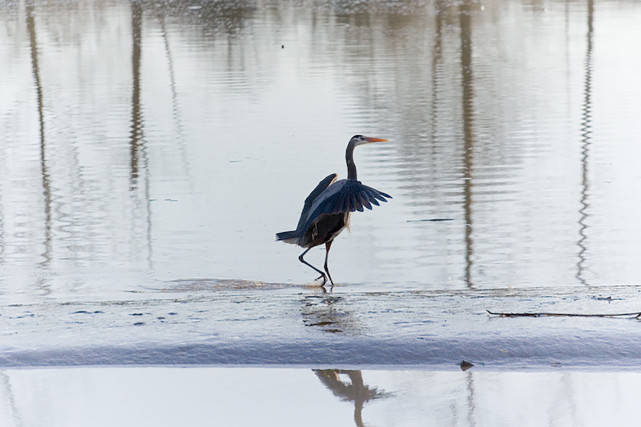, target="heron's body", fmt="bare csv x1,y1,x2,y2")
302,212,349,248
276,135,391,288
